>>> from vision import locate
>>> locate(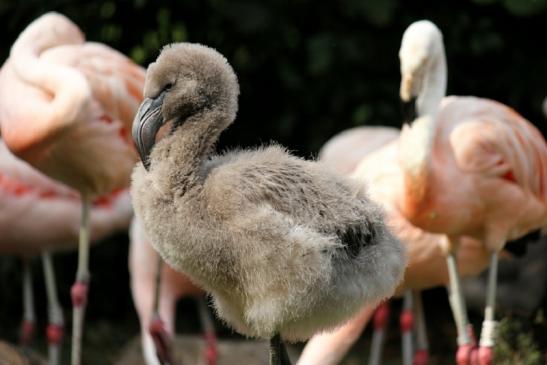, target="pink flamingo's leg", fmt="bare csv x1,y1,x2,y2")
148,255,176,365
412,291,429,365
42,251,64,365
197,297,217,365
446,249,475,365
400,291,414,365
20,259,35,346
149,314,174,365
71,197,90,365
368,301,390,365
476,252,499,365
